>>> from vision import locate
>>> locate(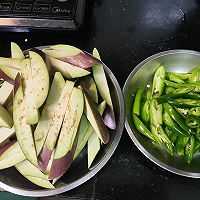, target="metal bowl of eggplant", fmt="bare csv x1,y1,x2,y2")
123,49,200,178
0,43,124,196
